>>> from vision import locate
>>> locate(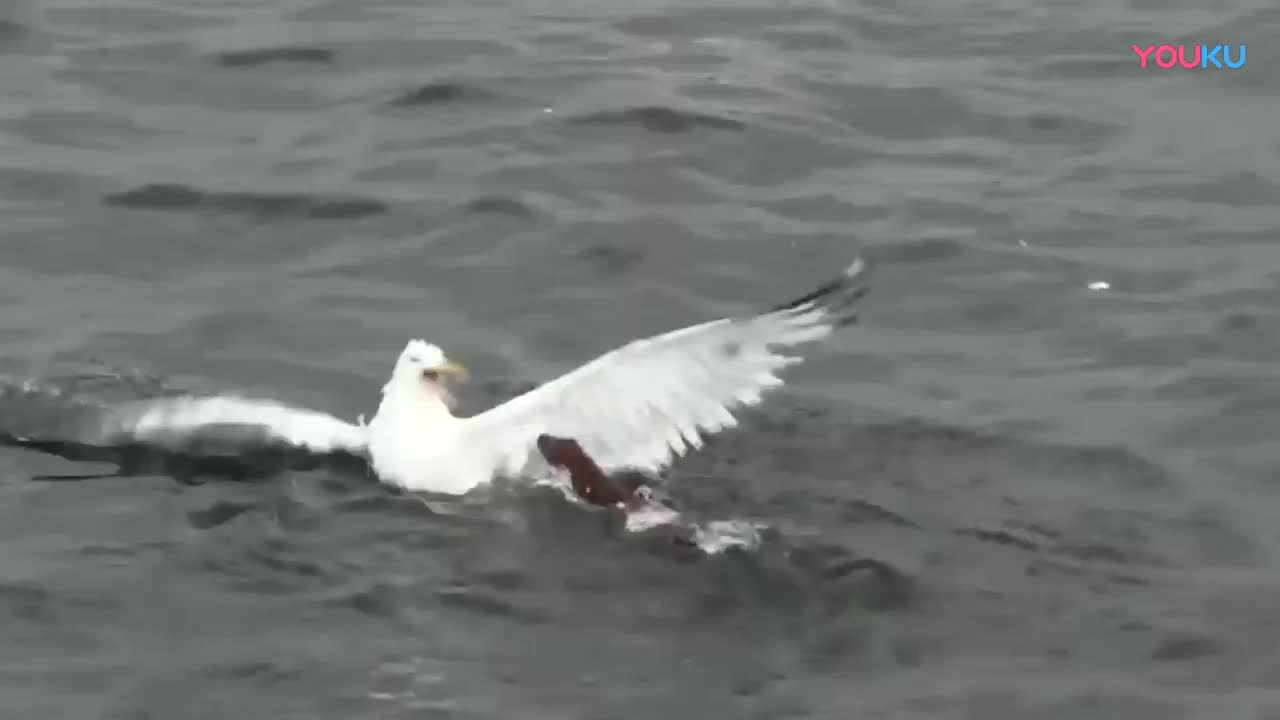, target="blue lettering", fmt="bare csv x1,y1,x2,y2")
1224,44,1245,68
1202,44,1223,68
